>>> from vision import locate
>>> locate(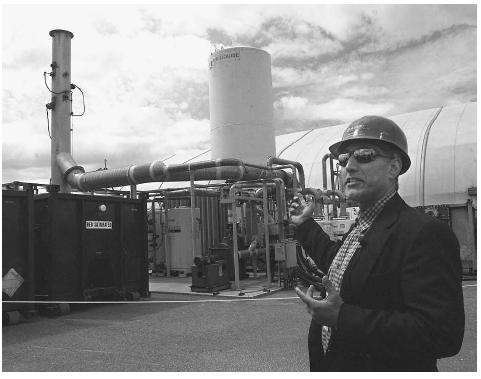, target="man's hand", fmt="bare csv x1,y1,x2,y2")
288,194,315,226
295,276,343,328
